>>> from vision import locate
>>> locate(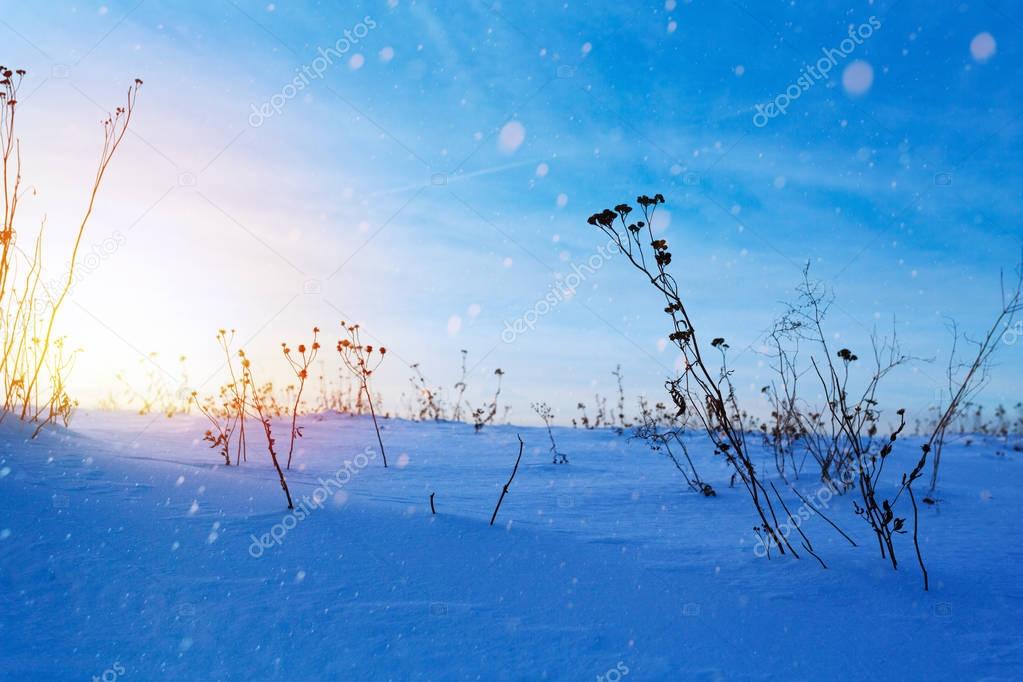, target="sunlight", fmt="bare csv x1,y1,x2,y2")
1,2,1020,679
